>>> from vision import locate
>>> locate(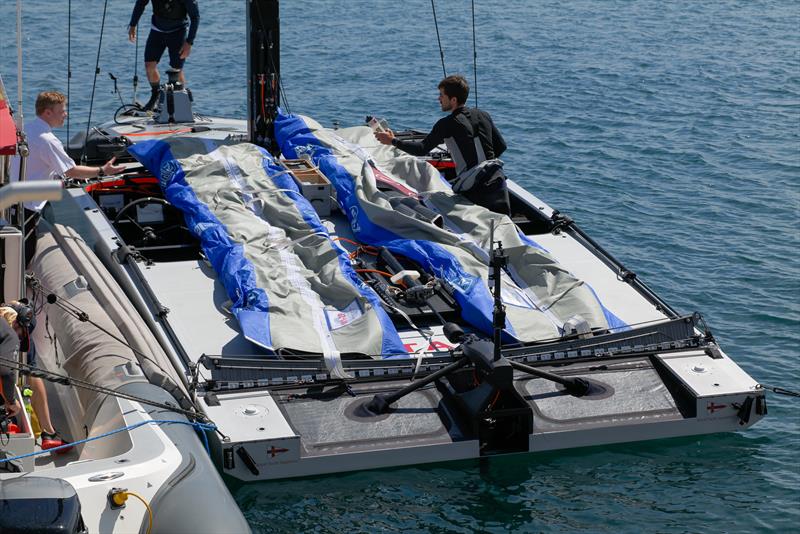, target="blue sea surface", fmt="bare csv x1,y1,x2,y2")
2,0,798,531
